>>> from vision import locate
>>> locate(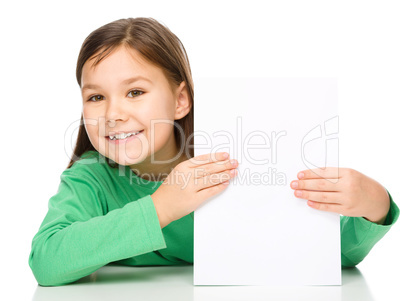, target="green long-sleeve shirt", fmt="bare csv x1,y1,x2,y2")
28,151,400,286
